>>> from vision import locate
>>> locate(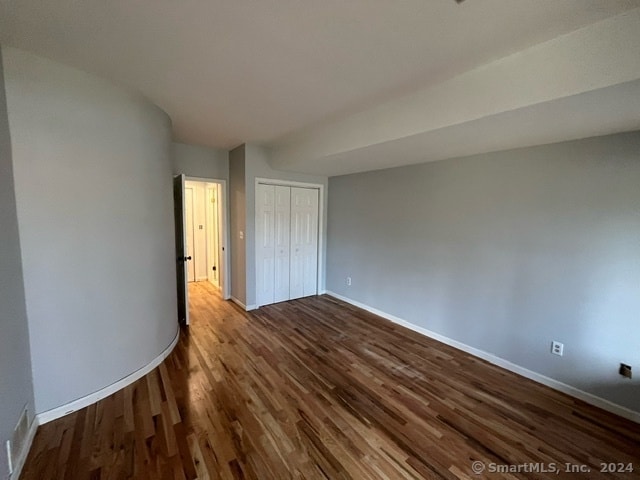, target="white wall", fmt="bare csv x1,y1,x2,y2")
229,145,246,304
0,46,35,479
172,142,228,179
327,132,640,413
3,47,178,415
